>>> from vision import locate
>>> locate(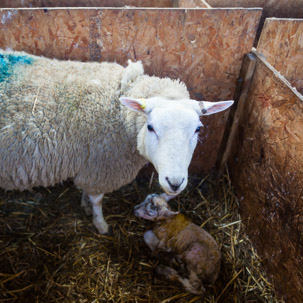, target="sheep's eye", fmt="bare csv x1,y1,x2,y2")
147,124,154,132
195,126,201,133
